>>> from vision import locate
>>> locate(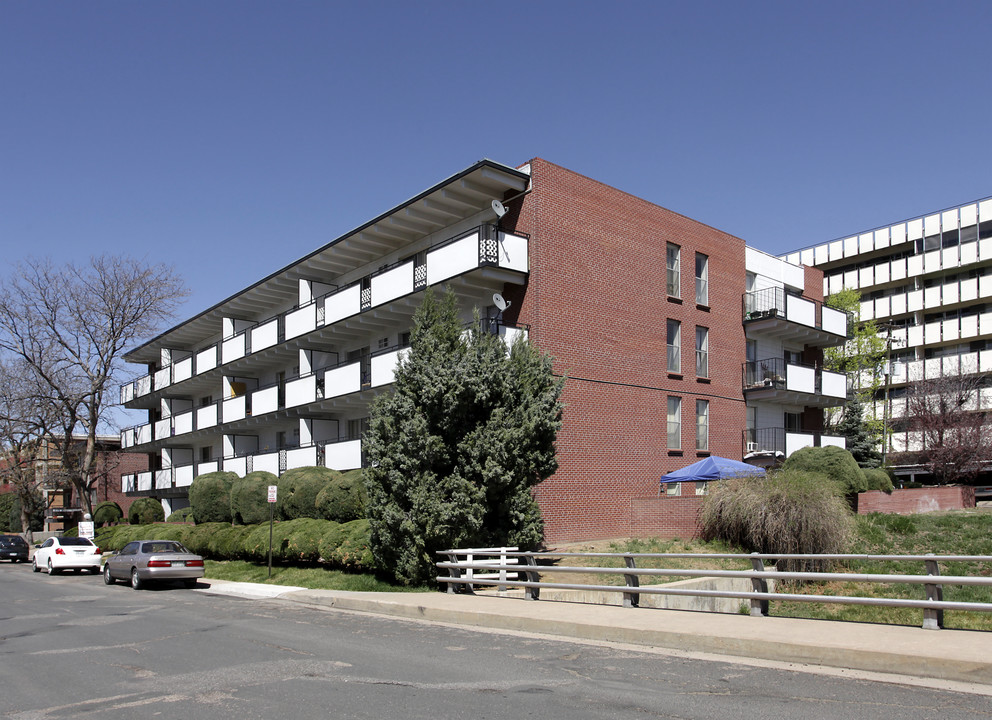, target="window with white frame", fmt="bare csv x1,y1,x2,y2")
666,243,681,297
695,253,708,305
667,396,682,450
665,481,682,496
695,326,709,378
667,319,681,373
696,399,709,451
